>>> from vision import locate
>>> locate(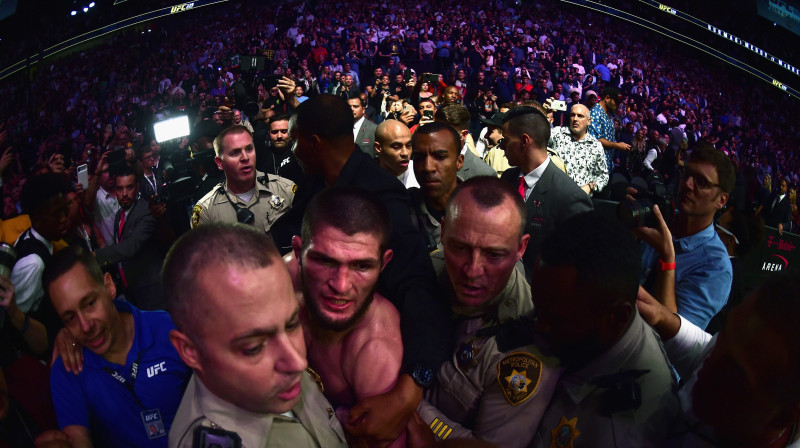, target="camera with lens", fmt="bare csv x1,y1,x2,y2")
616,171,675,228
152,148,212,205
